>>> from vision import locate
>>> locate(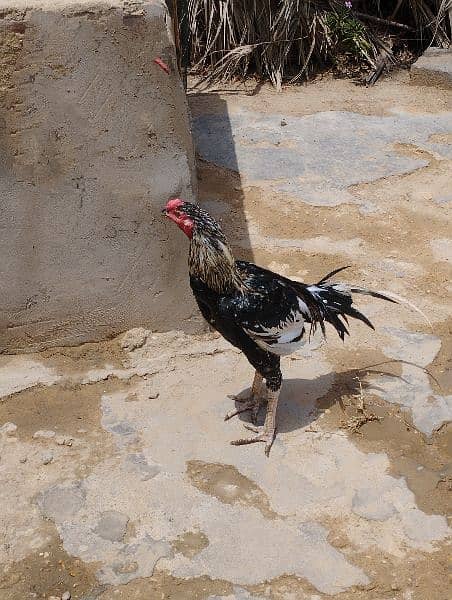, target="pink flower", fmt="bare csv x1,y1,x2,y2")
345,1,352,8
